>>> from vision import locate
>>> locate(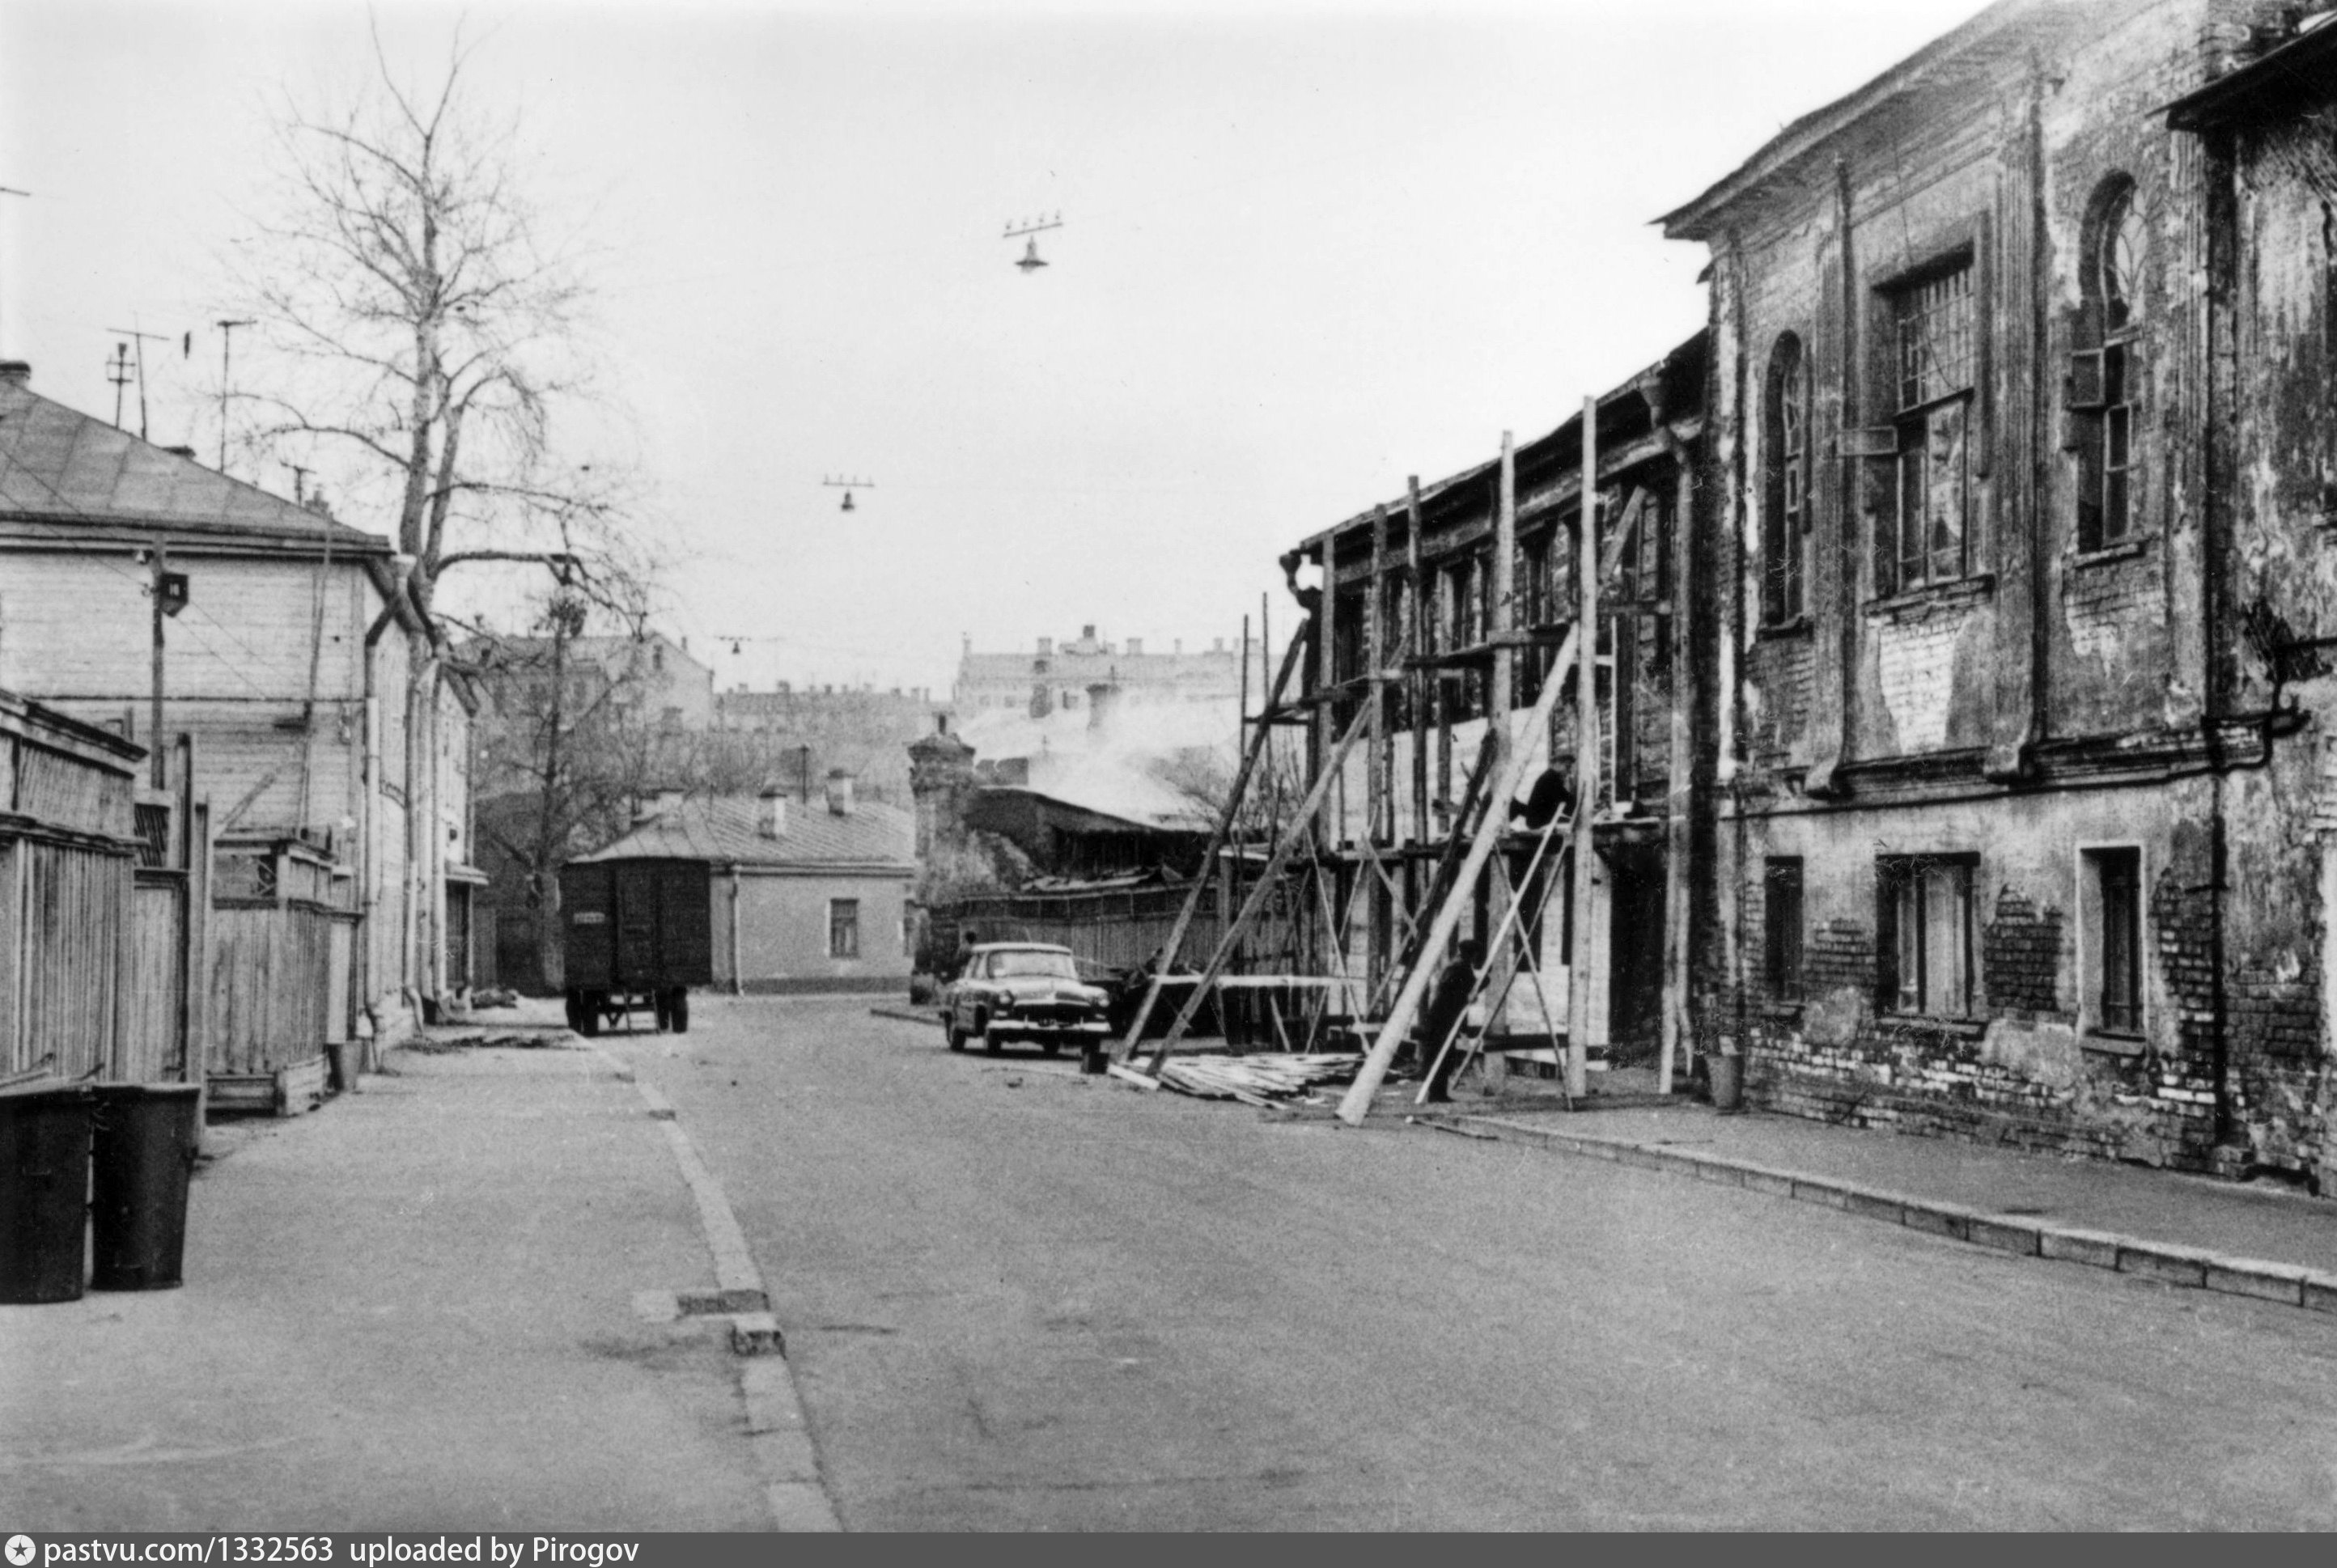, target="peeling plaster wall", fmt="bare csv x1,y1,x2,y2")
1702,0,2337,1184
